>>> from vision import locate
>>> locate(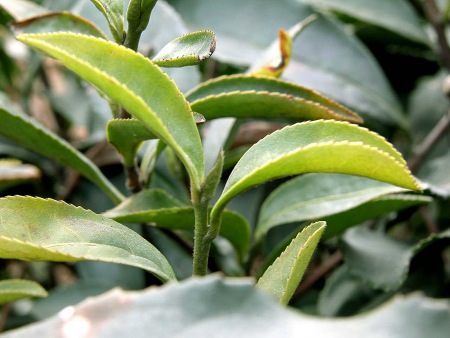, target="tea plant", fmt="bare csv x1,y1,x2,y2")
0,0,449,337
